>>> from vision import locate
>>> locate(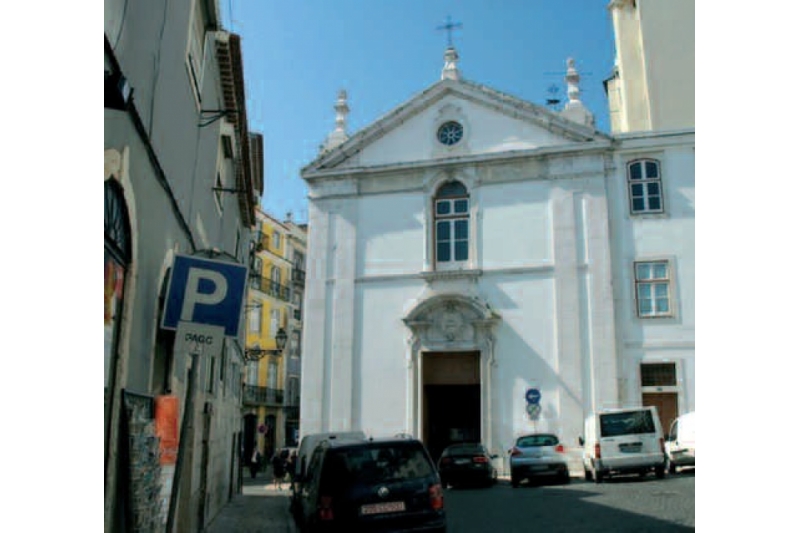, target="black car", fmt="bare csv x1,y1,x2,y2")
437,443,498,488
296,436,446,532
